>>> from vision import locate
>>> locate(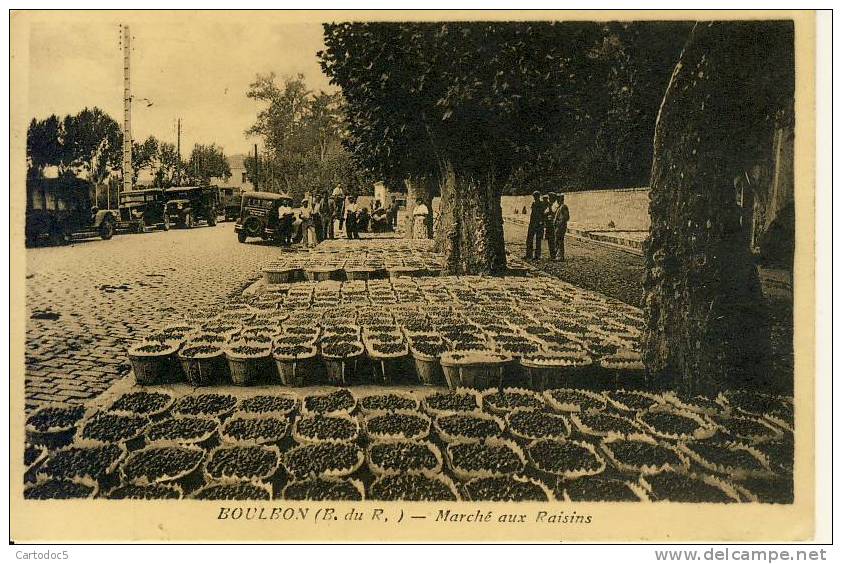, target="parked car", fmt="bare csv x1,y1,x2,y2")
164,186,219,228
217,186,243,222
235,191,302,244
118,188,170,232
25,176,119,247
